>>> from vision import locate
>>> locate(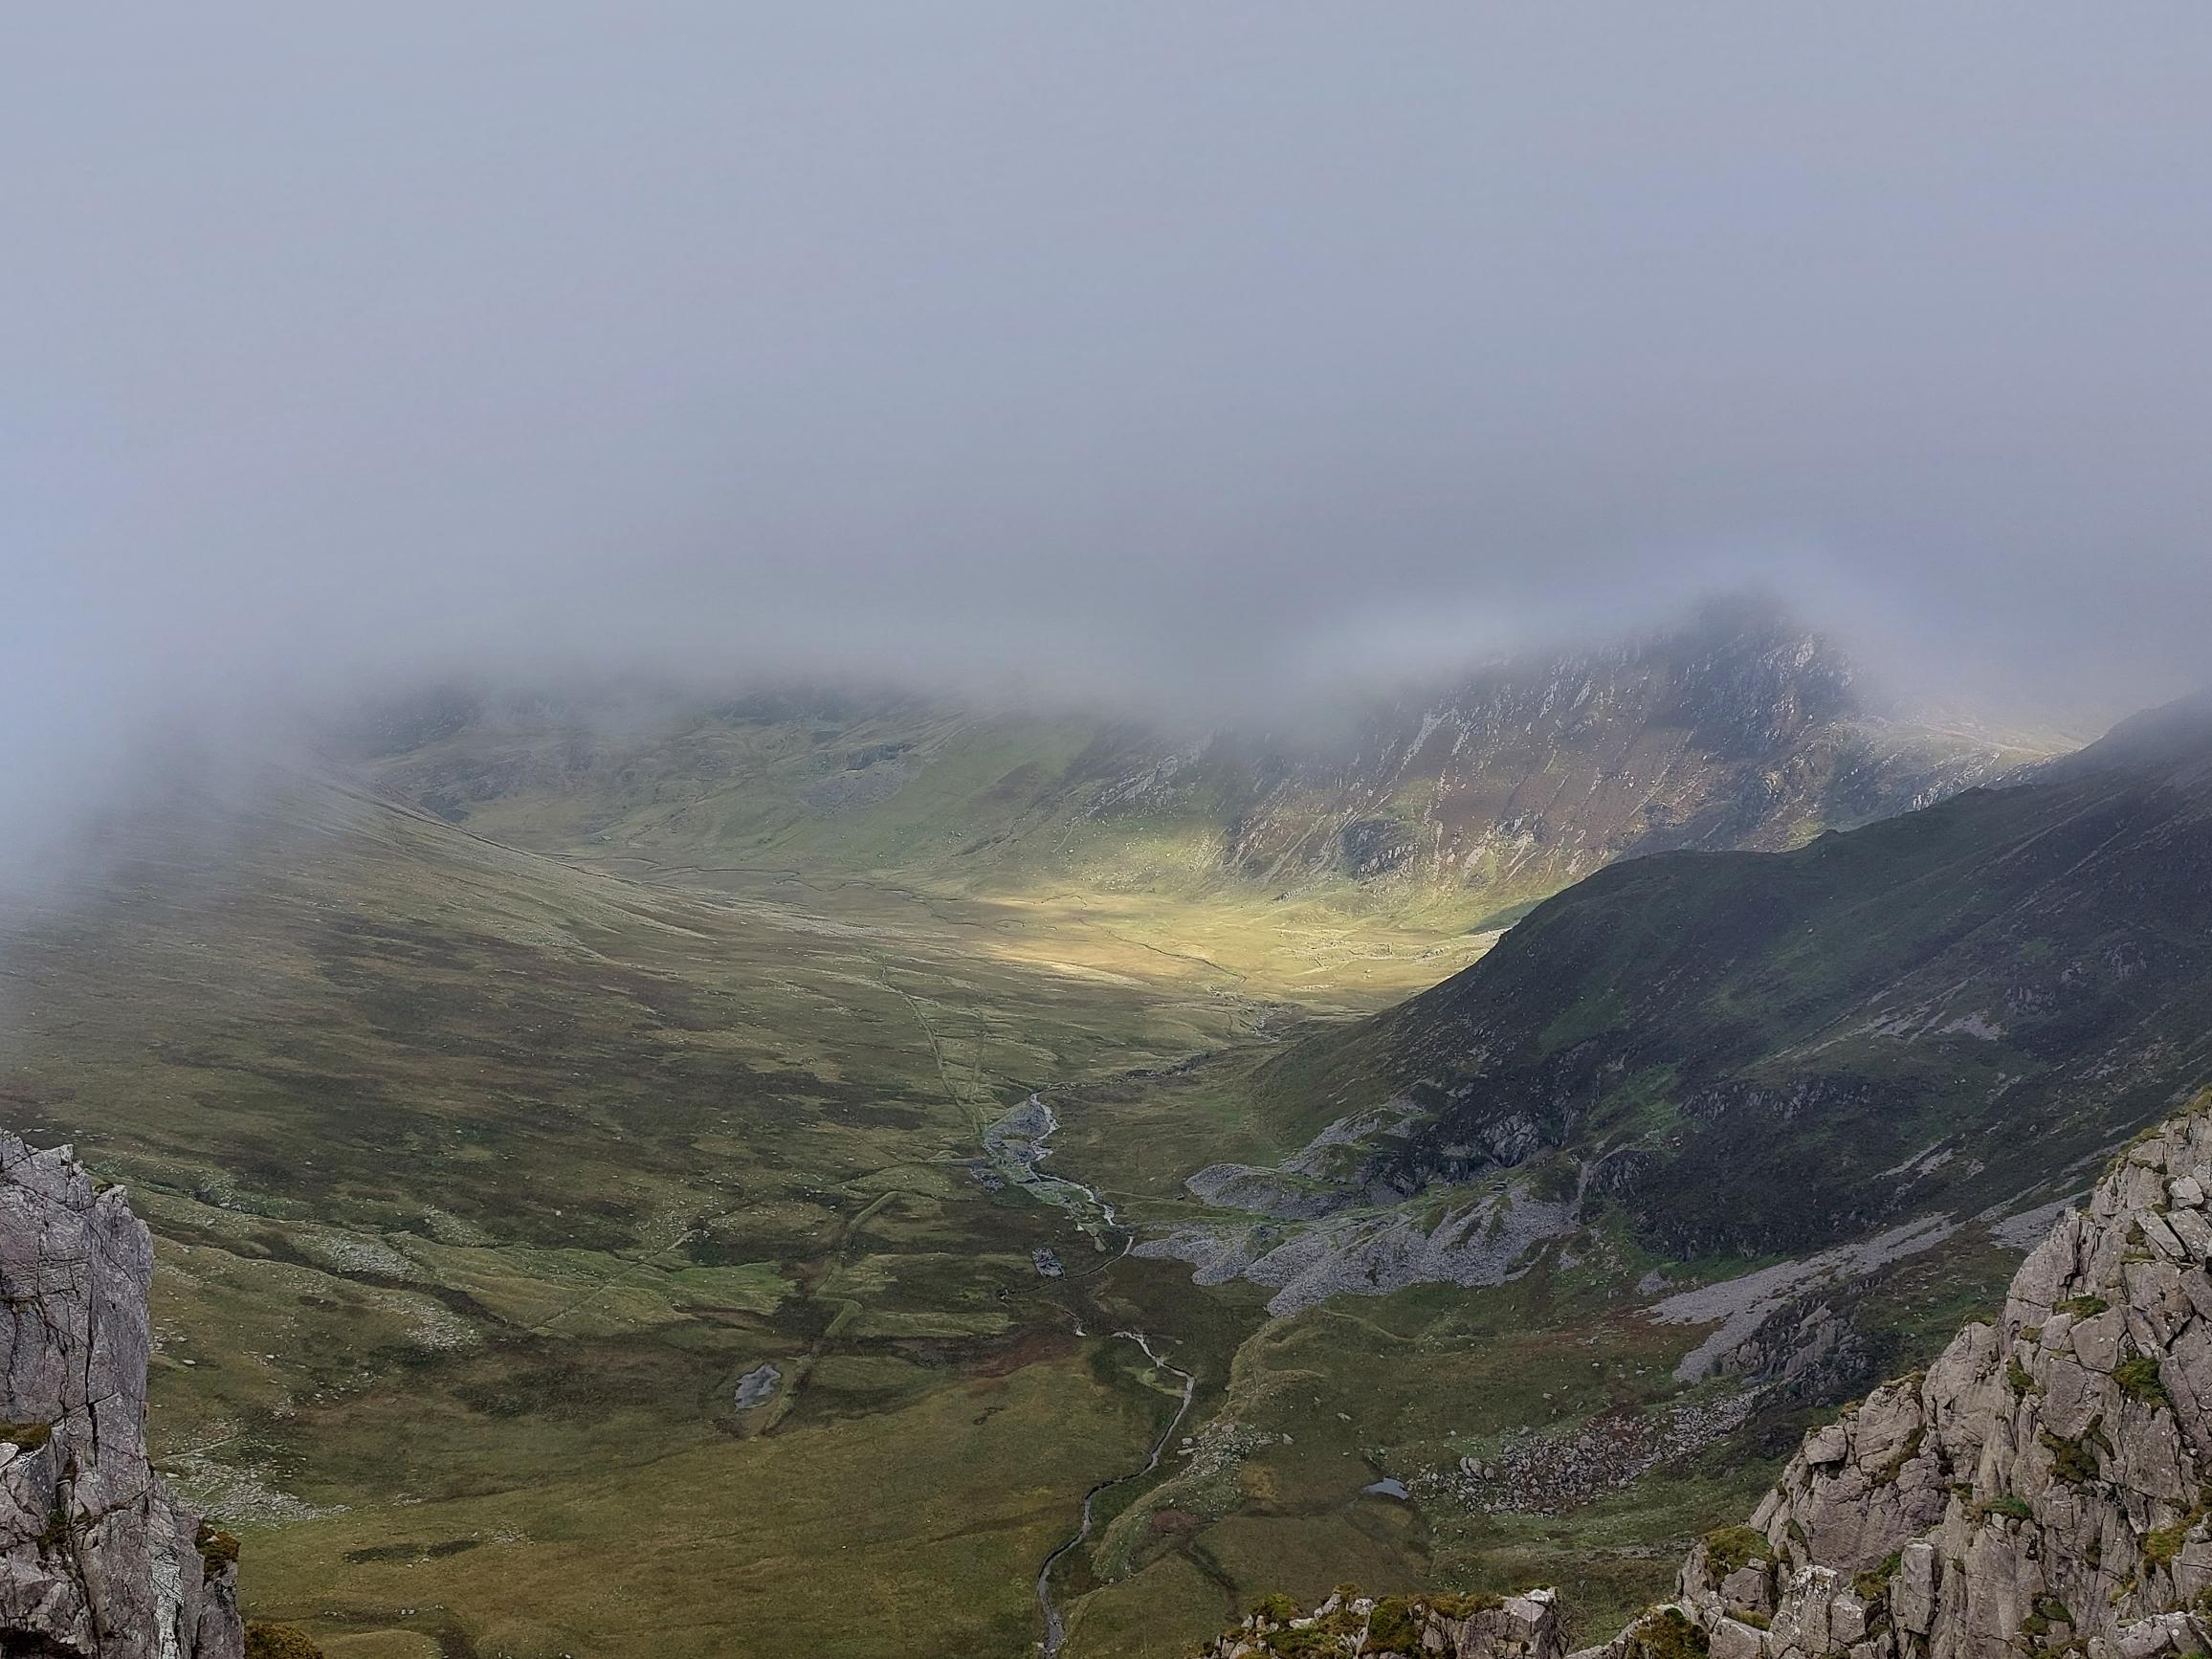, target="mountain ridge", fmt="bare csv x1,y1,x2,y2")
345,601,2048,919
1151,685,2212,1321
